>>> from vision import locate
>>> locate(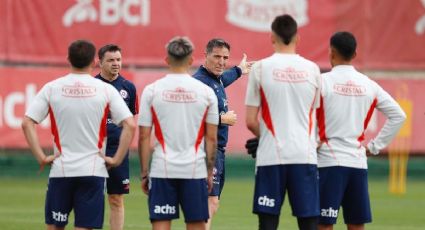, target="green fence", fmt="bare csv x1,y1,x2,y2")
1,152,424,180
